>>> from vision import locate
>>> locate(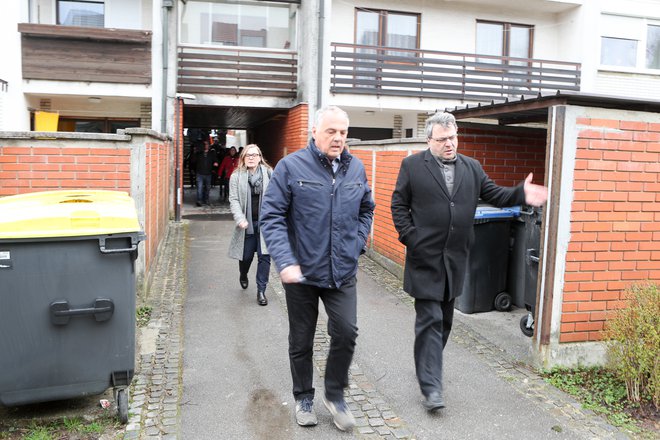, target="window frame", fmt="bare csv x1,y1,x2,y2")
56,116,140,134
475,20,534,64
599,14,660,73
354,8,421,56
56,0,105,28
